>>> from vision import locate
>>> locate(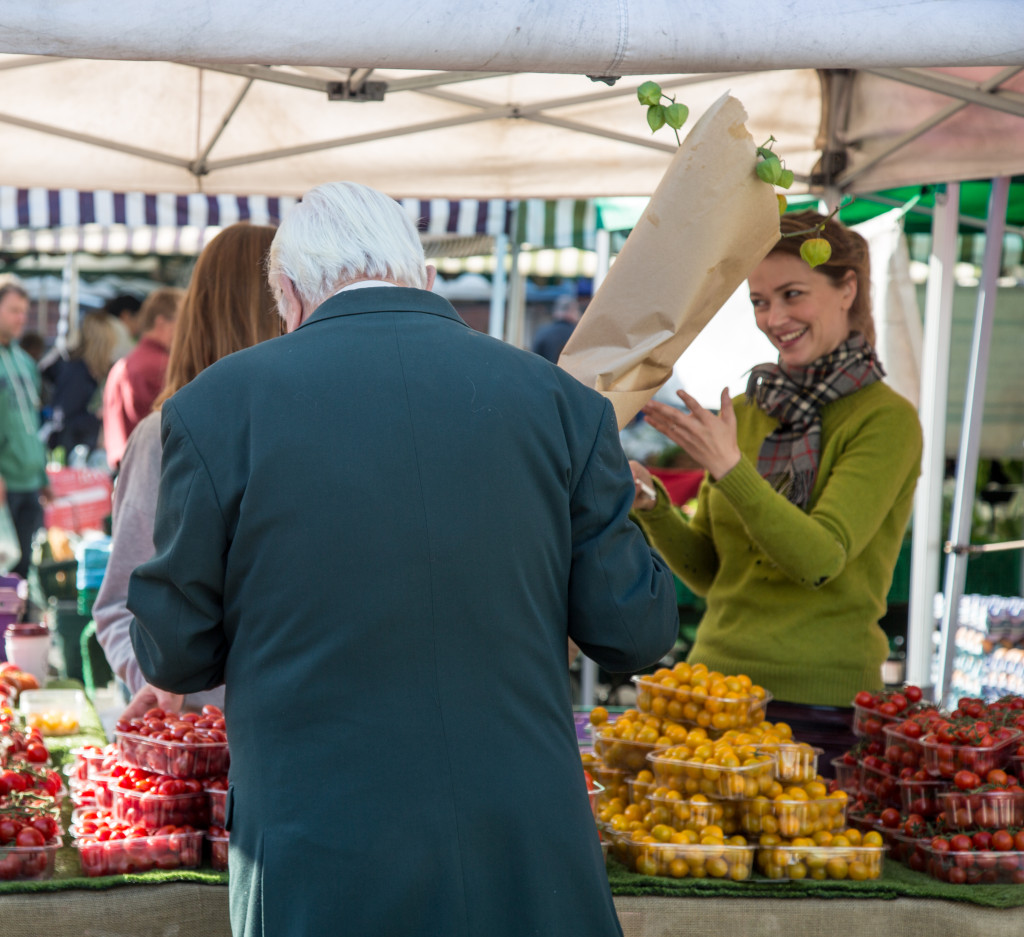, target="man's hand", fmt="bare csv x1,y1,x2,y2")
629,461,658,511
120,683,186,721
